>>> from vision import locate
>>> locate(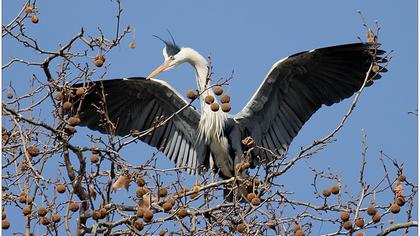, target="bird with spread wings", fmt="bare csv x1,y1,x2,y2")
71,36,386,201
